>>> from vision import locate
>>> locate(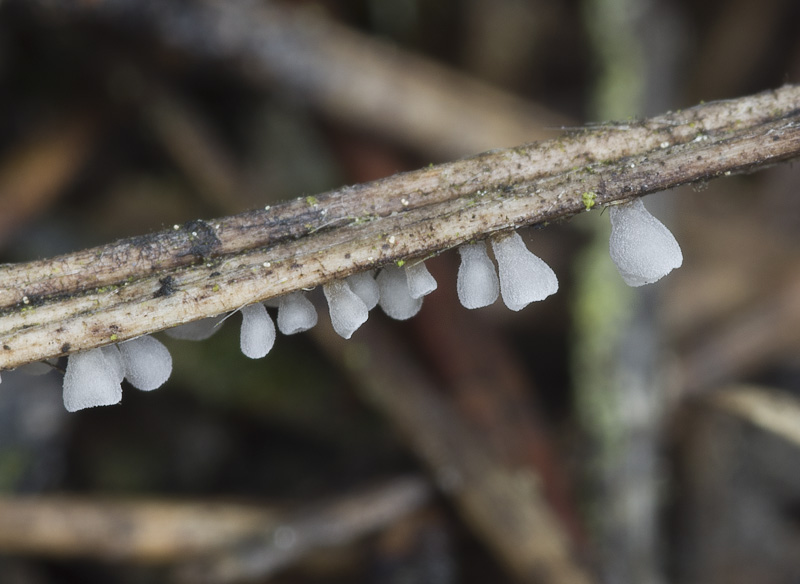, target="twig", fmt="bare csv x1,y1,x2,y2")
0,476,430,579
711,385,800,448
2,86,800,369
0,497,277,561
681,265,800,392
174,476,431,583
